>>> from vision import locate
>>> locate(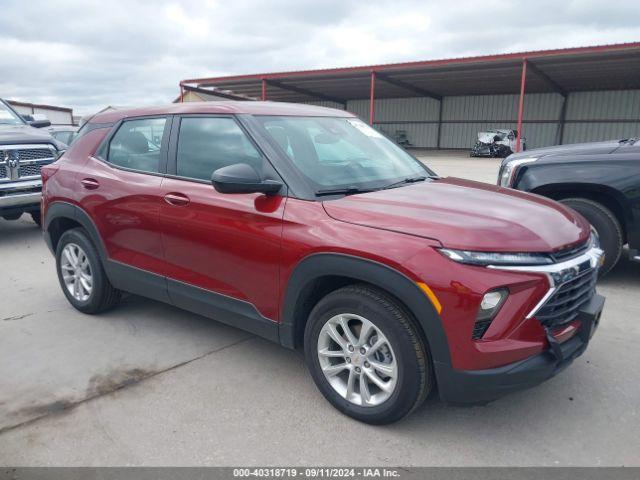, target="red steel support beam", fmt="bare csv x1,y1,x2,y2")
516,59,527,152
261,78,267,101
369,71,376,125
